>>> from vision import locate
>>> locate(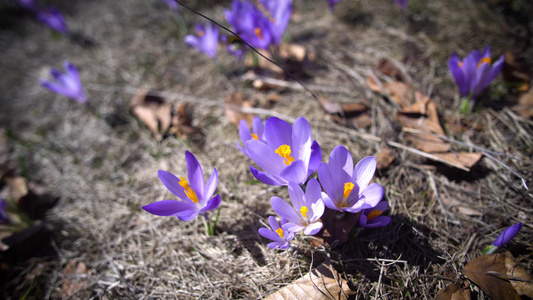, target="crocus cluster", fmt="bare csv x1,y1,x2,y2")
238,117,391,249
448,46,504,113
40,61,87,104
183,0,292,59
17,0,69,34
